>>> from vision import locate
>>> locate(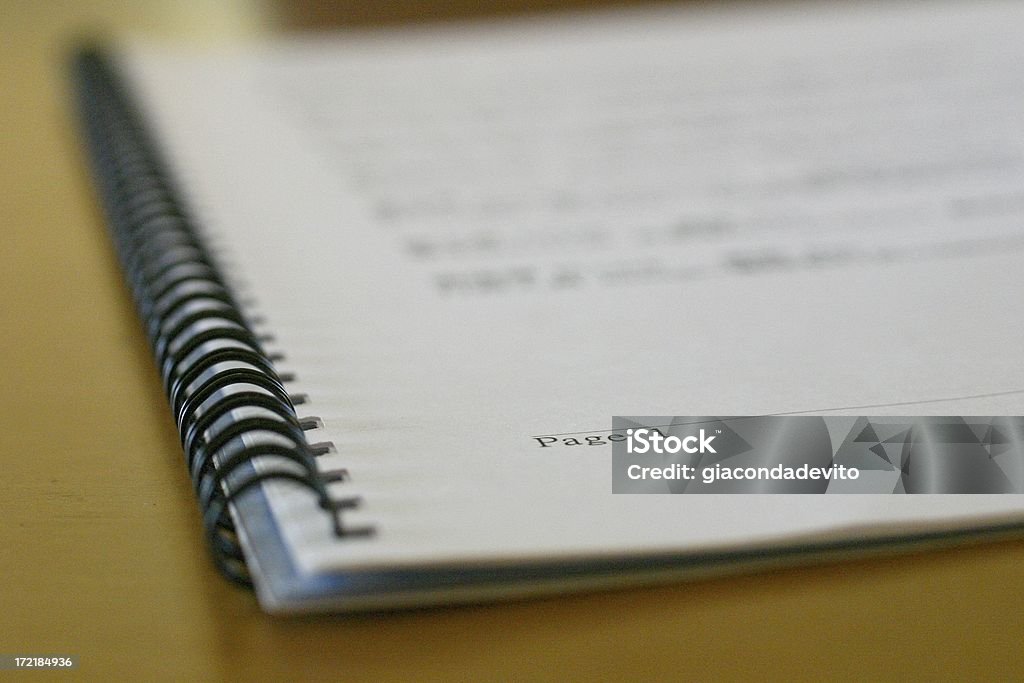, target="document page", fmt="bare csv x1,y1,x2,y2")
122,0,1024,582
